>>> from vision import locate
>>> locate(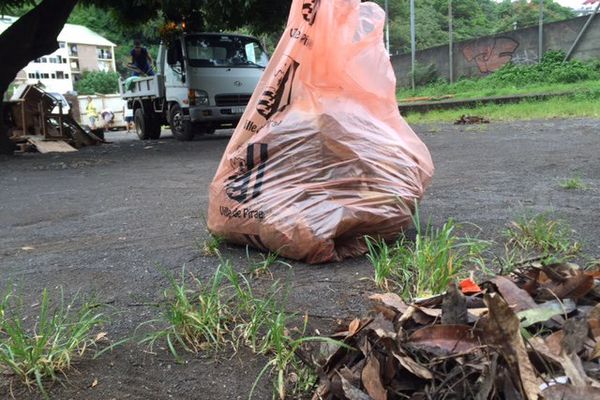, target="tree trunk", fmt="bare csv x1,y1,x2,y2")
0,0,78,155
